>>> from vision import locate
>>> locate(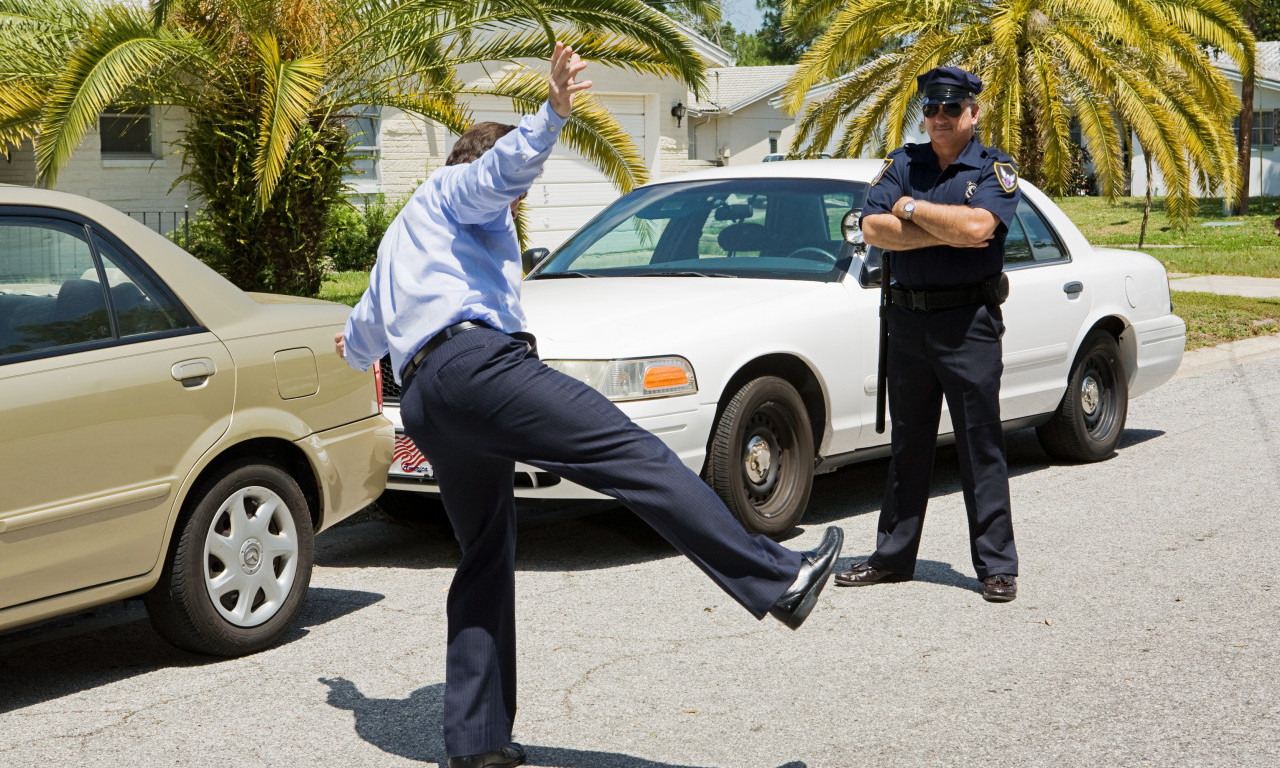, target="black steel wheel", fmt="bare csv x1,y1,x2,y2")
706,376,814,538
1036,330,1129,462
